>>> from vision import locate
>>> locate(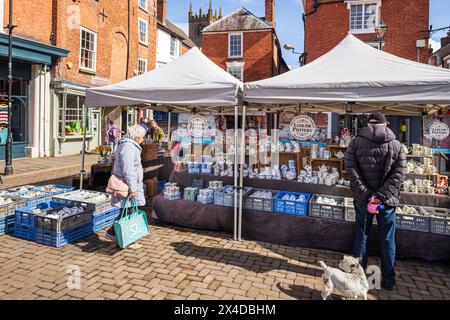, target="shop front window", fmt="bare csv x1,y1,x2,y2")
0,78,28,144
58,94,89,137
